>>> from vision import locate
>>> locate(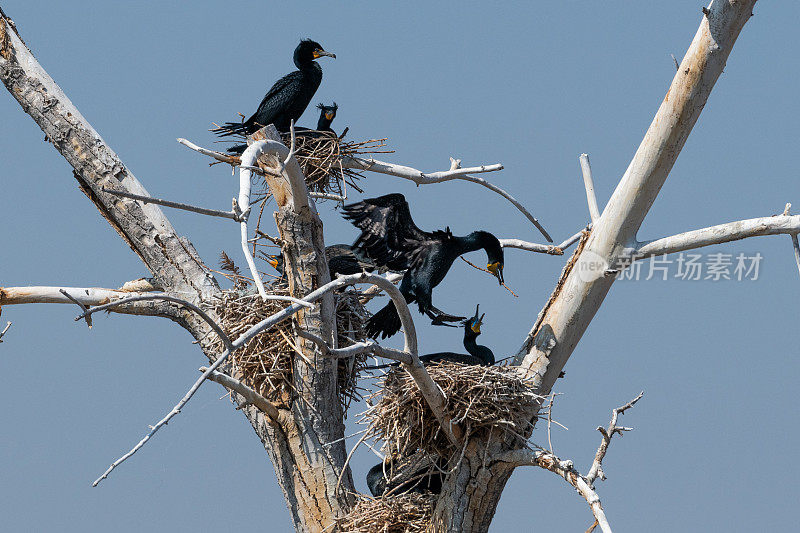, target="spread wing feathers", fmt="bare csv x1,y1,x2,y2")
212,72,301,137
342,194,431,271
